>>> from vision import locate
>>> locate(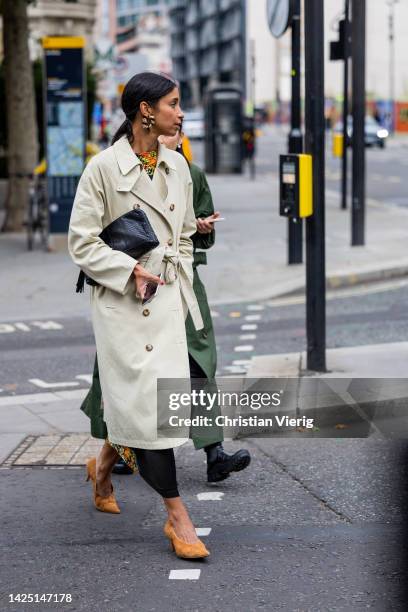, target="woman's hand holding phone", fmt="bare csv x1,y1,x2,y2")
133,263,164,302
196,211,223,234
